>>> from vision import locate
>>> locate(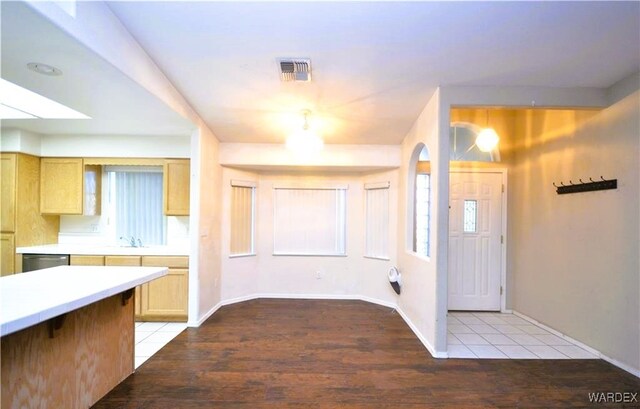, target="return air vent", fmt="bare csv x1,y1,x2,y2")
278,58,311,82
